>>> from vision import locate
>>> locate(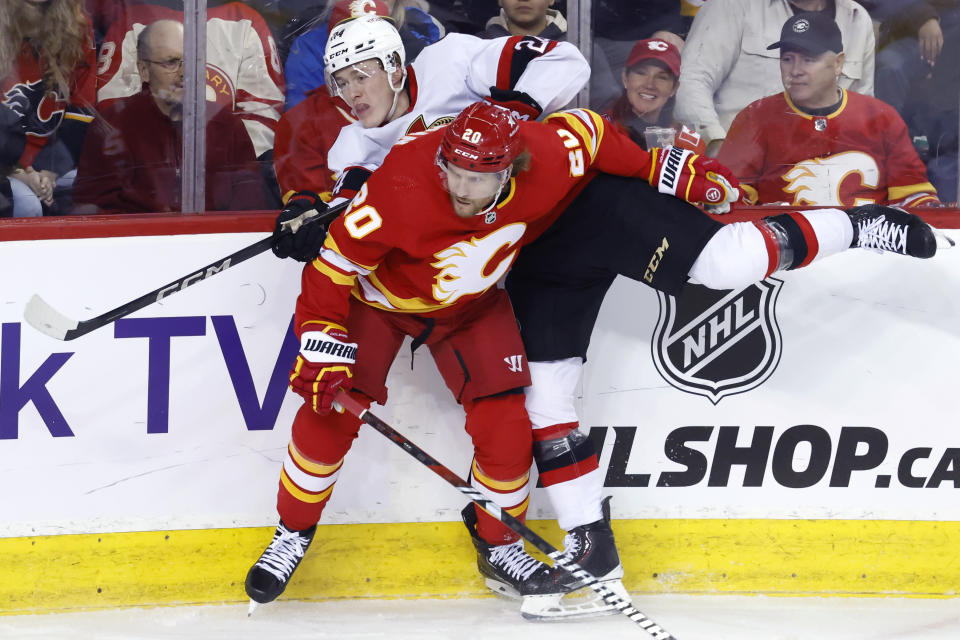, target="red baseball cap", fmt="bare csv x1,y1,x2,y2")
625,38,681,77
328,0,391,31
